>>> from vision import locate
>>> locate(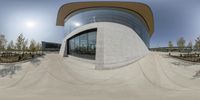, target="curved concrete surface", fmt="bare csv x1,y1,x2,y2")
60,22,149,69
1,52,200,100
